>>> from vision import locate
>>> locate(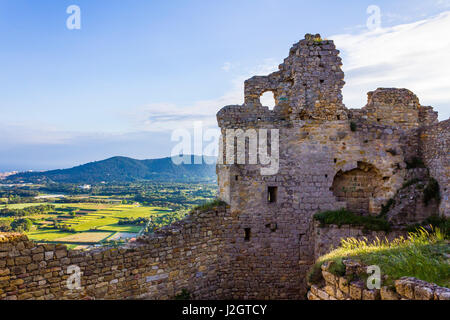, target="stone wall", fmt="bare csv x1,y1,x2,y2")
363,88,421,130
1,34,447,300
0,205,232,300
307,260,450,300
243,33,348,121
420,119,450,217
216,34,447,299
